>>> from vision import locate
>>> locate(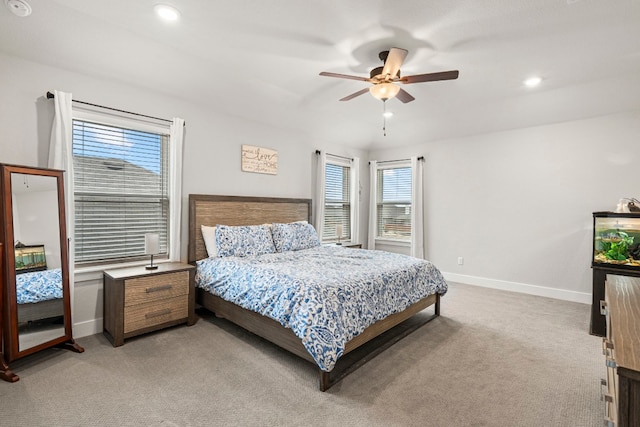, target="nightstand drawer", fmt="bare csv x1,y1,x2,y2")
124,296,188,333
124,271,189,306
